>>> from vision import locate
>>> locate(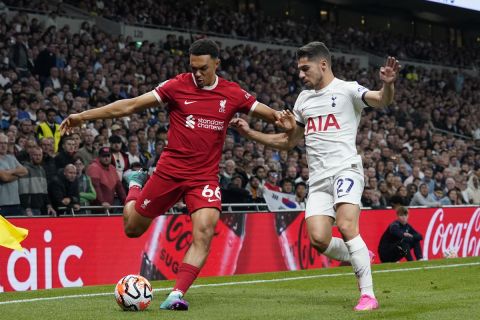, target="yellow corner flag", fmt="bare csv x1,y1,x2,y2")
0,215,29,251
